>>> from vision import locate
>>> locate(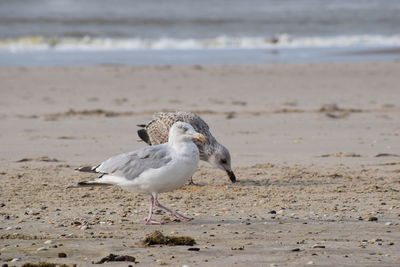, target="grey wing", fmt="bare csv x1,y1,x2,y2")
95,144,172,180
